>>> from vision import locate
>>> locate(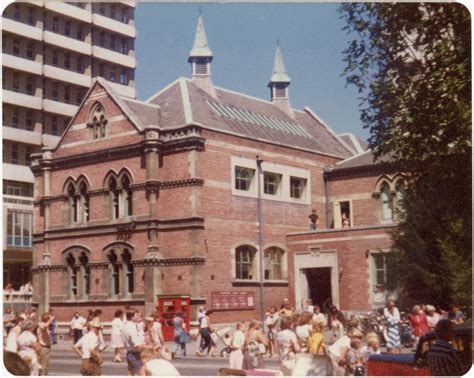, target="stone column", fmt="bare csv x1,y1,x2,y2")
37,240,51,315
144,234,162,316
144,126,160,218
